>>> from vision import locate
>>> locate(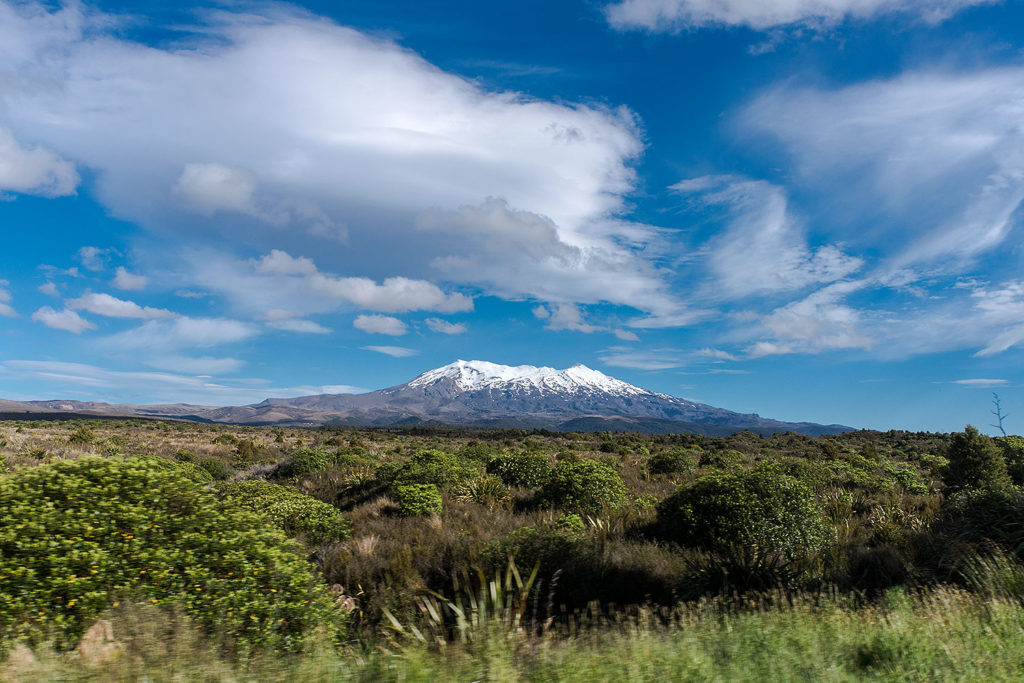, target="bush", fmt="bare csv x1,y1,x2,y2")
483,526,584,575
939,486,1024,557
390,449,477,488
395,484,443,516
945,426,1011,492
287,448,335,475
541,459,626,515
196,455,234,481
657,463,831,562
0,457,341,650
131,454,213,485
997,436,1024,487
218,481,351,545
700,449,744,470
67,426,95,445
648,448,697,475
487,452,552,488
